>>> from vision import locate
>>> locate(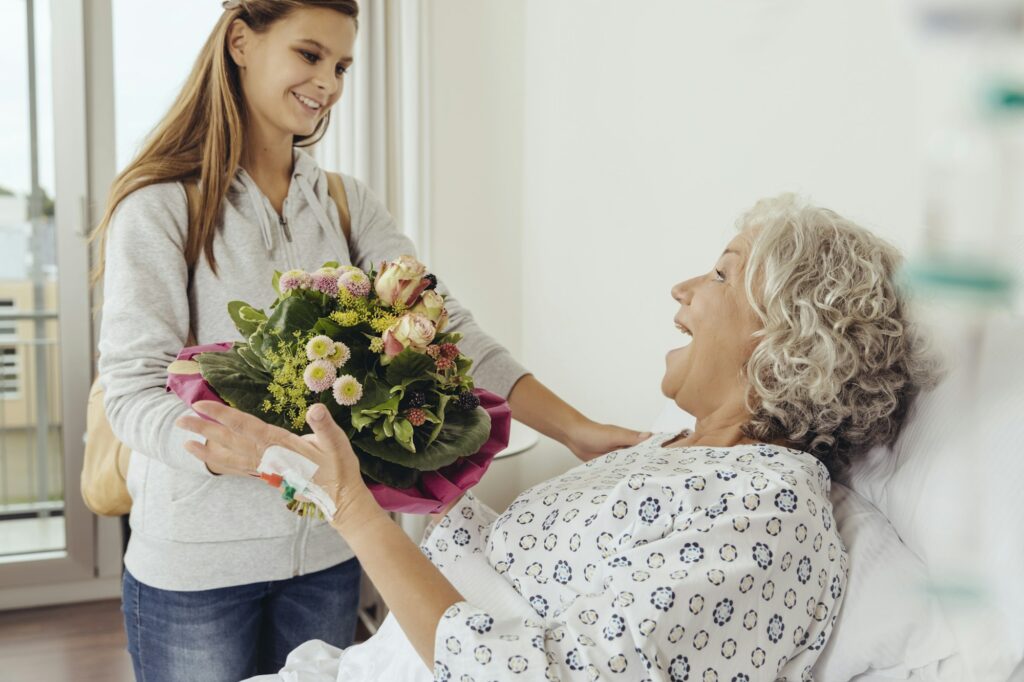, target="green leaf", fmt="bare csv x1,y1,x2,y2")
240,305,266,322
313,317,343,337
427,394,450,446
351,406,490,471
235,344,269,373
248,324,271,358
393,418,415,452
435,331,463,346
195,346,287,426
349,376,393,431
269,295,322,336
272,270,282,296
356,453,418,489
359,395,401,421
385,349,435,385
391,351,434,382
227,301,266,338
